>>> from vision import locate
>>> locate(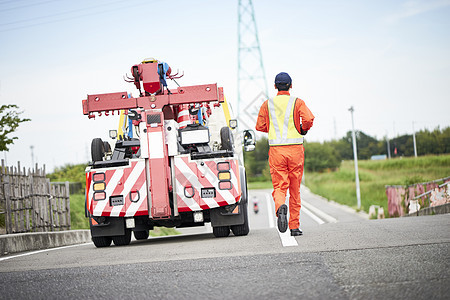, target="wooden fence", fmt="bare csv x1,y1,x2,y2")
0,160,71,234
